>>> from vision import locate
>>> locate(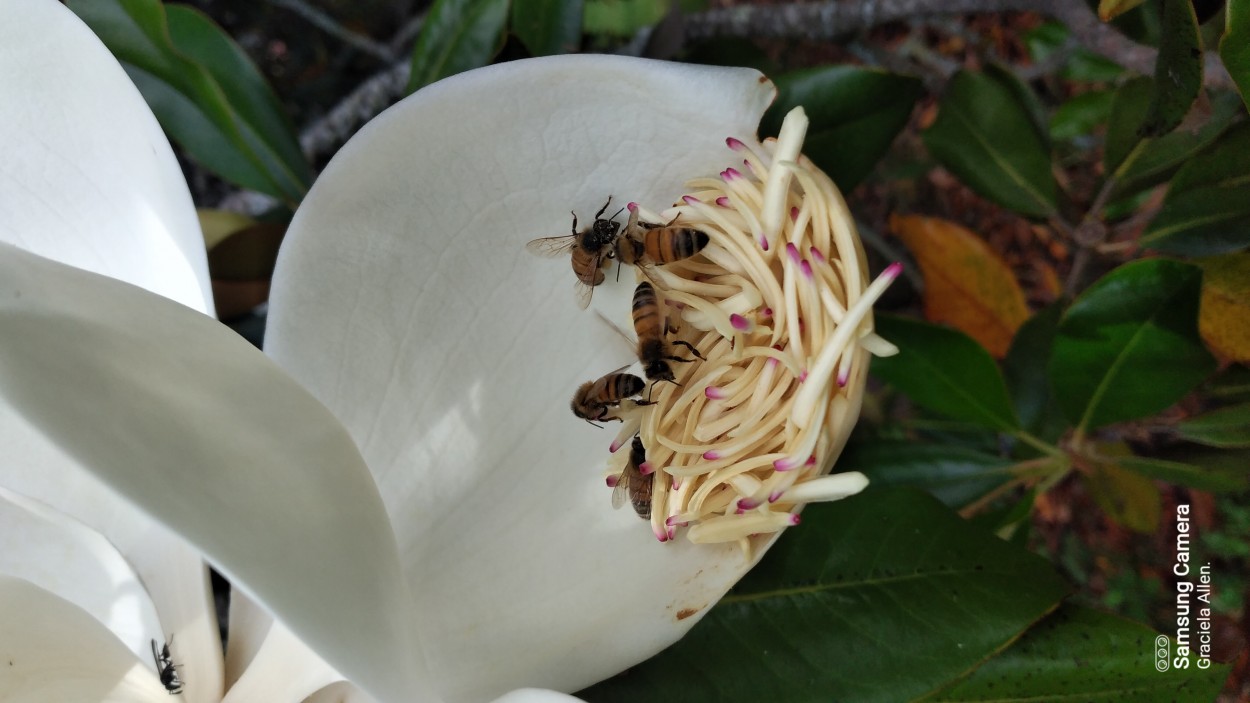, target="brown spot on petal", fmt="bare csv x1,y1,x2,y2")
676,607,701,621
